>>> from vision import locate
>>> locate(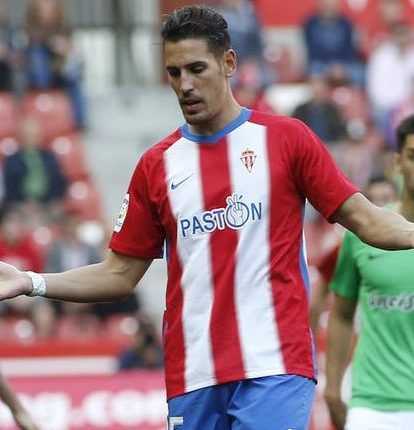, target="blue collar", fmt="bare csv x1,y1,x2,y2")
180,107,251,144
